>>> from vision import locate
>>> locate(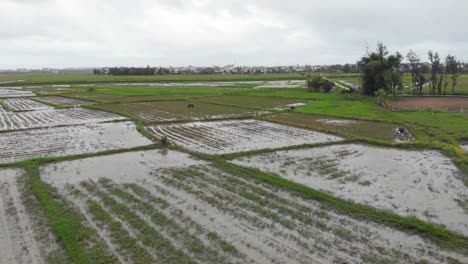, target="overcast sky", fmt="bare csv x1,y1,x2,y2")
0,0,466,68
